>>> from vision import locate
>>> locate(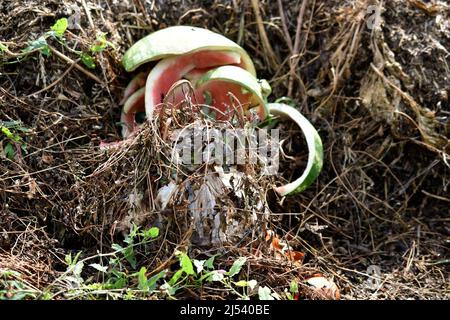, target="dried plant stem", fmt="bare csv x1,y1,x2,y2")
28,59,80,97
49,45,104,85
250,0,279,71
277,0,293,53
288,0,309,97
